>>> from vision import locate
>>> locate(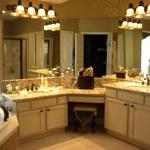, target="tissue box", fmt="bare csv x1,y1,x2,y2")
78,76,94,89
